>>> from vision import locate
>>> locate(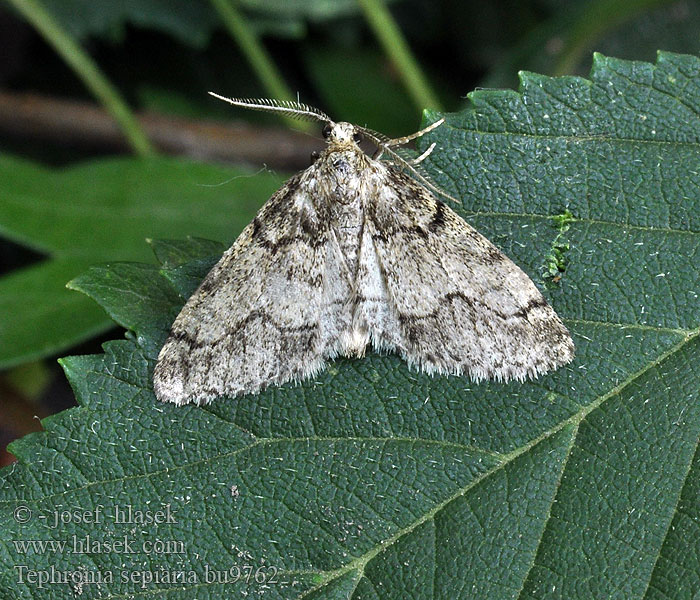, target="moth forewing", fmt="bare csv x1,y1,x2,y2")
153,96,574,405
